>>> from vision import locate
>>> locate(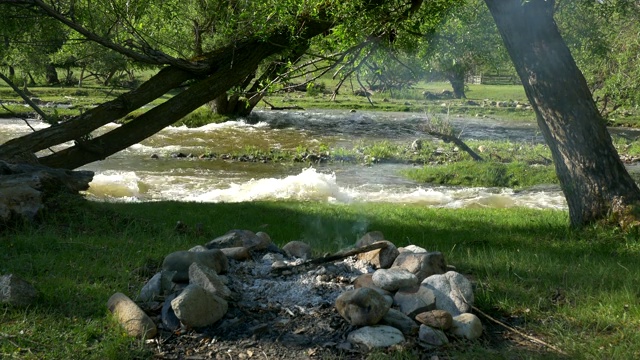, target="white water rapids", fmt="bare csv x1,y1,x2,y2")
0,110,572,210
